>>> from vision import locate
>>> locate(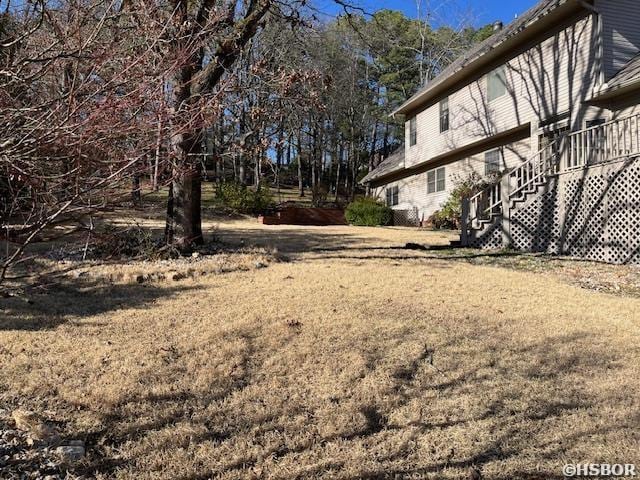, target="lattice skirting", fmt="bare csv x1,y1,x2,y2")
508,158,640,264
469,221,503,249
393,208,420,227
